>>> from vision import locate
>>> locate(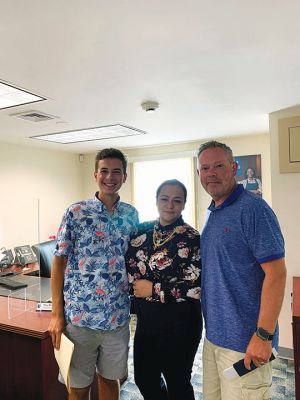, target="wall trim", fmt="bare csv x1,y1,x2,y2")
278,346,294,360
